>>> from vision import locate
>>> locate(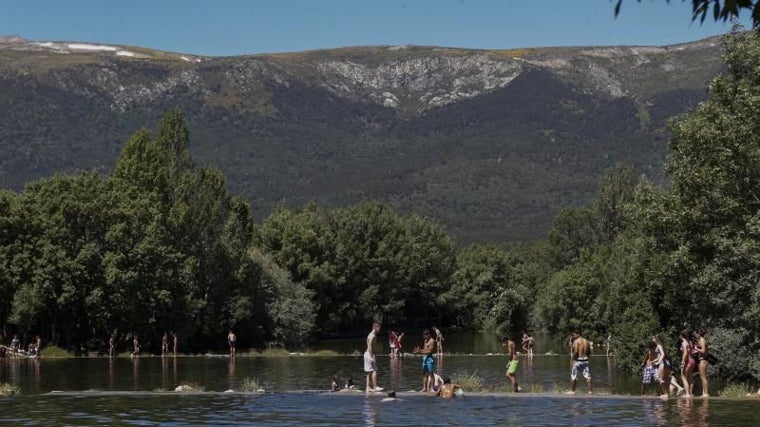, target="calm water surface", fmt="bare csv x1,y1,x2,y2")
1,332,758,425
